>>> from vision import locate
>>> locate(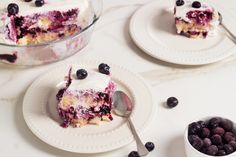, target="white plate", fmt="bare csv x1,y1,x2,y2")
130,0,236,65
22,60,155,153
